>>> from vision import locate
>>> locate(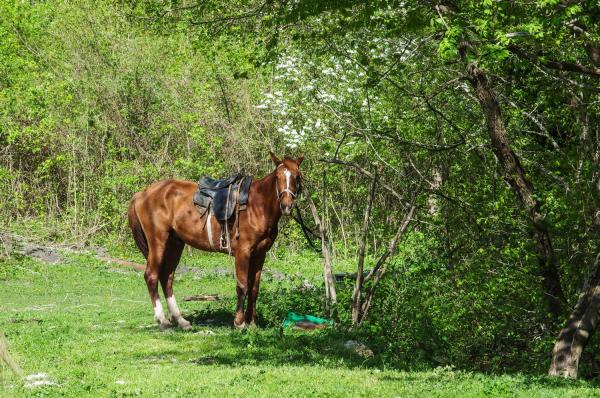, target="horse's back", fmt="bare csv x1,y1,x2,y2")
130,179,196,229
134,179,196,202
